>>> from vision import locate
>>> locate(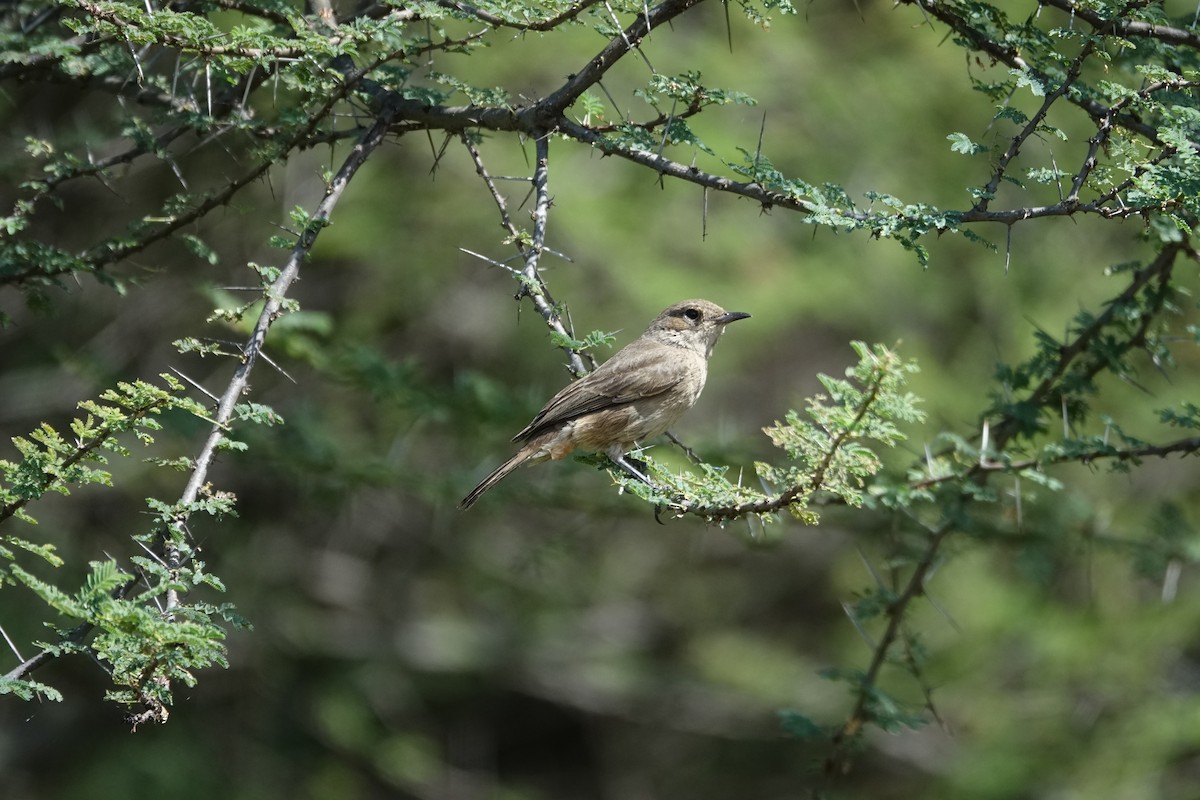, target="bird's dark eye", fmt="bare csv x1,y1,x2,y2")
683,308,701,321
